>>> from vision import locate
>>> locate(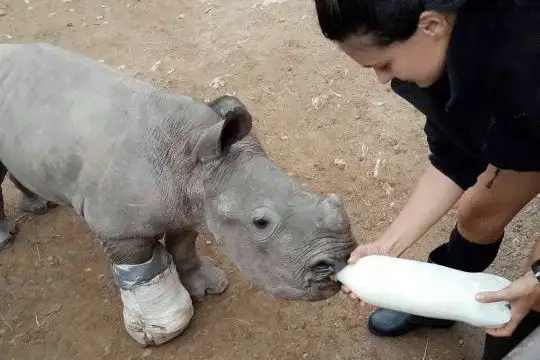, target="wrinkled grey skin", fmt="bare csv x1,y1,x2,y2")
0,43,356,302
